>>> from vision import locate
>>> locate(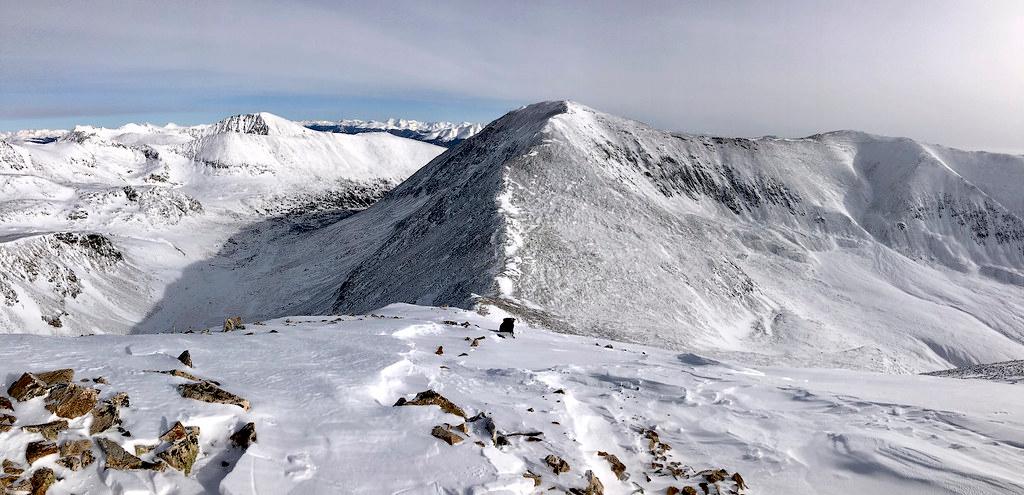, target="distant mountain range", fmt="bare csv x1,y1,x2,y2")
301,118,482,147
